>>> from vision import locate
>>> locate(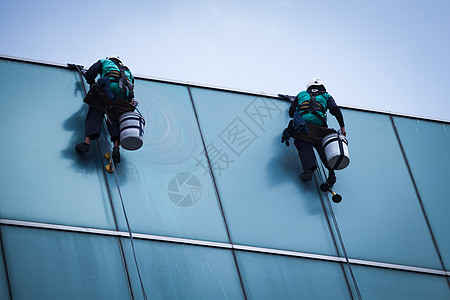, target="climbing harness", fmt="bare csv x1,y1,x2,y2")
296,90,329,125
109,60,135,102
298,94,326,121
82,83,136,122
